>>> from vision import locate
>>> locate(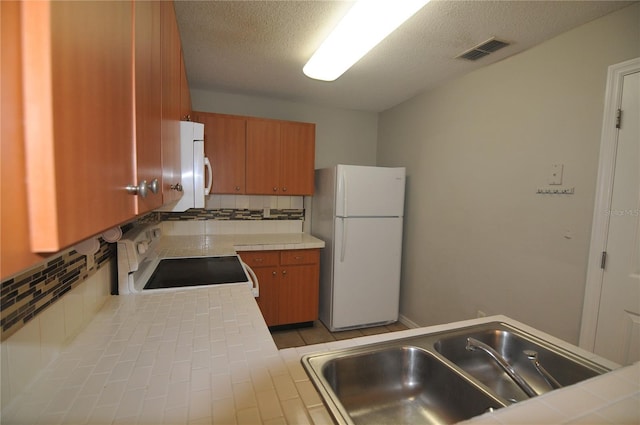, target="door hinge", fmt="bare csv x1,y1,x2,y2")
615,109,622,129
600,251,607,269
